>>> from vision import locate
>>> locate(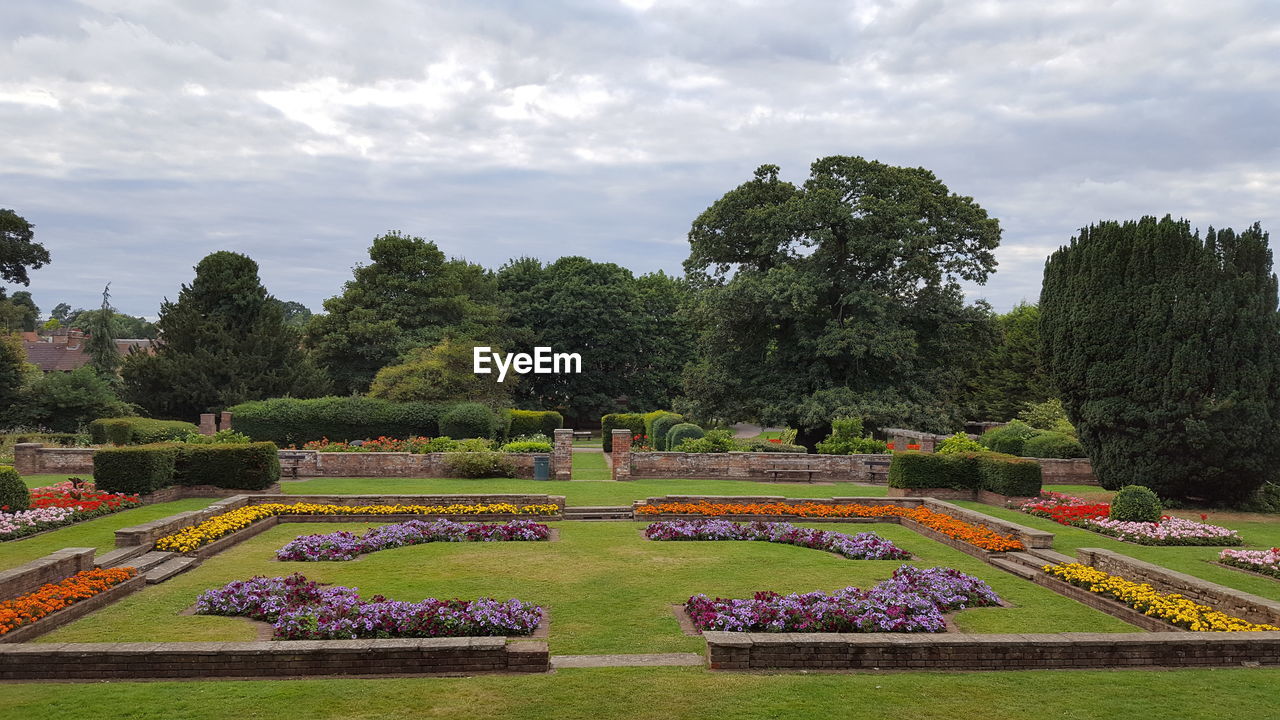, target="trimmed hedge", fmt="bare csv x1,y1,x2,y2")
175,443,280,490
440,403,498,439
228,397,447,446
443,451,517,478
650,413,684,451
1022,431,1086,459
978,420,1037,456
740,440,808,453
977,454,1043,496
89,418,199,446
665,423,705,451
888,450,1042,496
0,465,29,512
93,444,179,494
508,410,564,438
602,413,649,452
